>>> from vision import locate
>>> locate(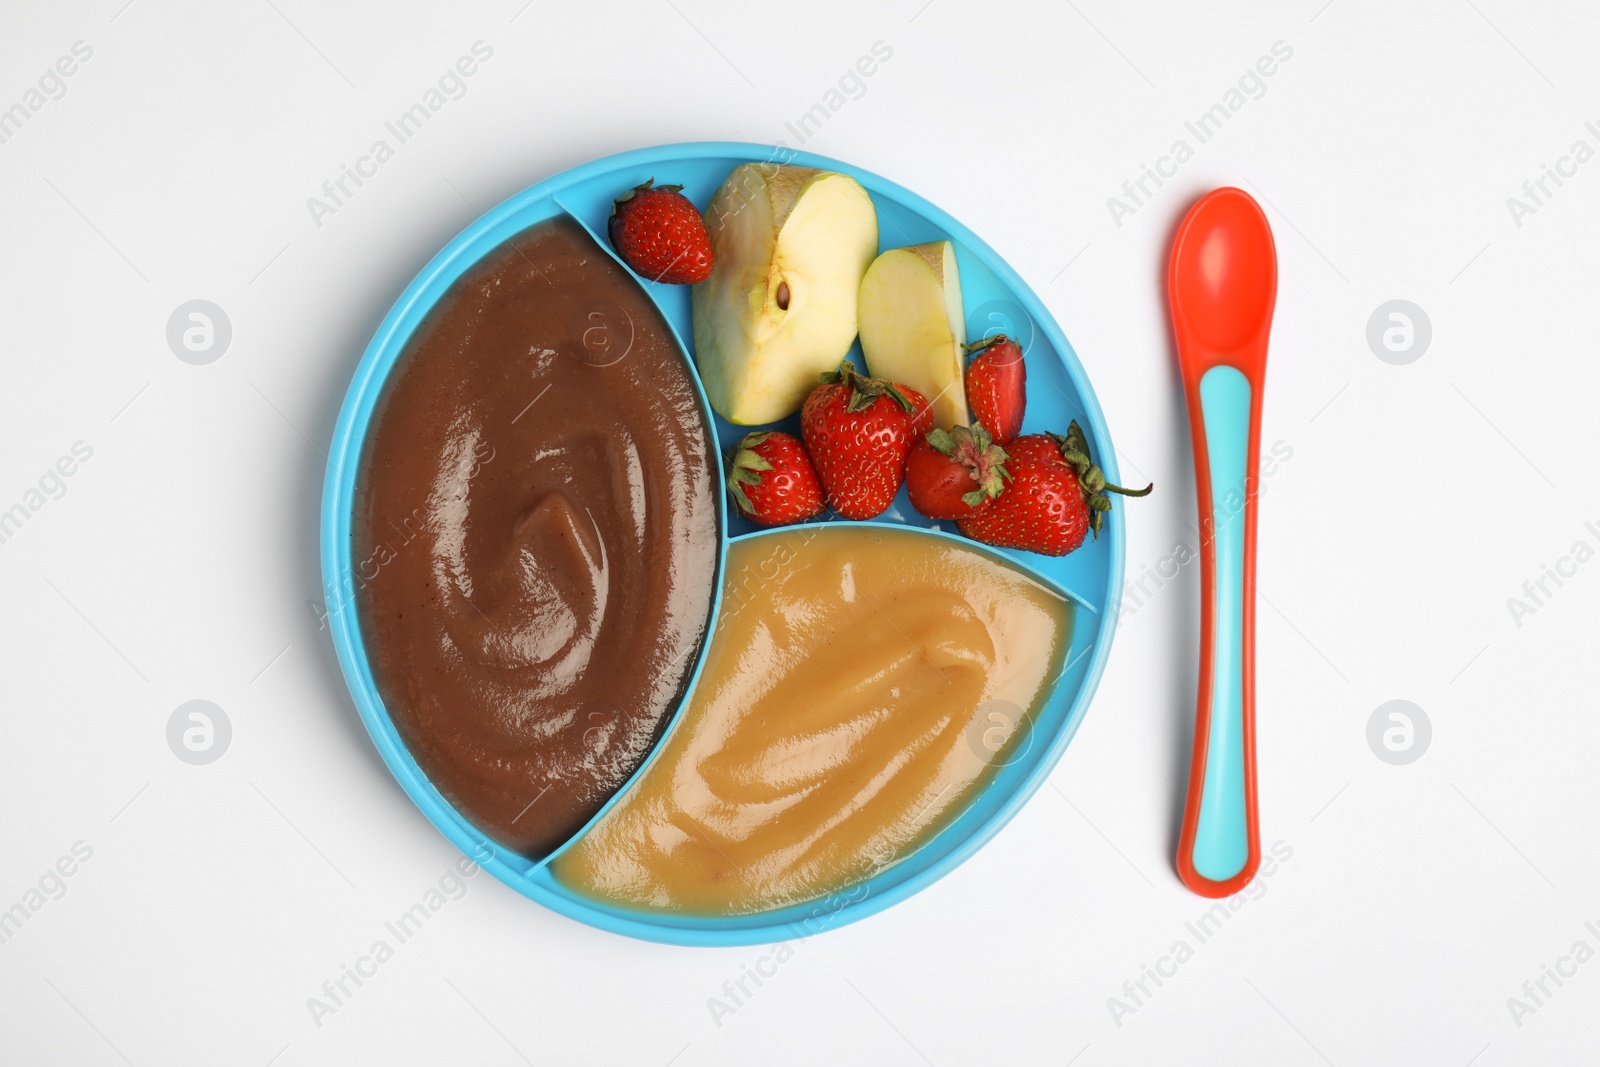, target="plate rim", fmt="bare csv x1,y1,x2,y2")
319,140,1127,946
